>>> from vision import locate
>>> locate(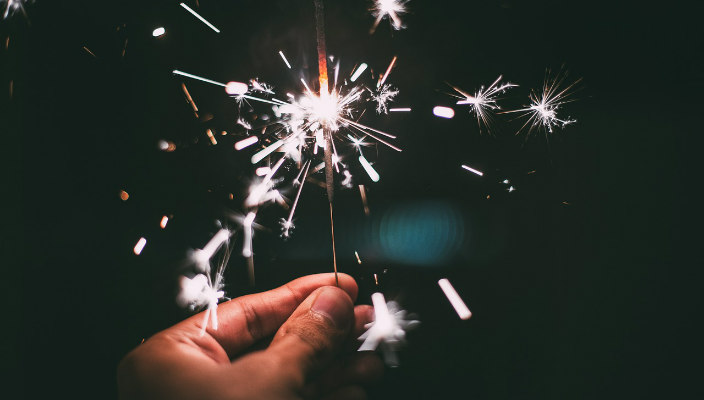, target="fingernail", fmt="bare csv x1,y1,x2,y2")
311,287,351,329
